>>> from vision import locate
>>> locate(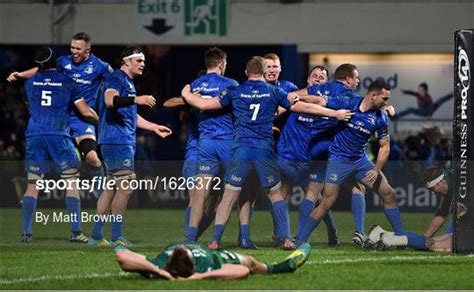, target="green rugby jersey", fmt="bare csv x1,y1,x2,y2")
146,242,240,272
